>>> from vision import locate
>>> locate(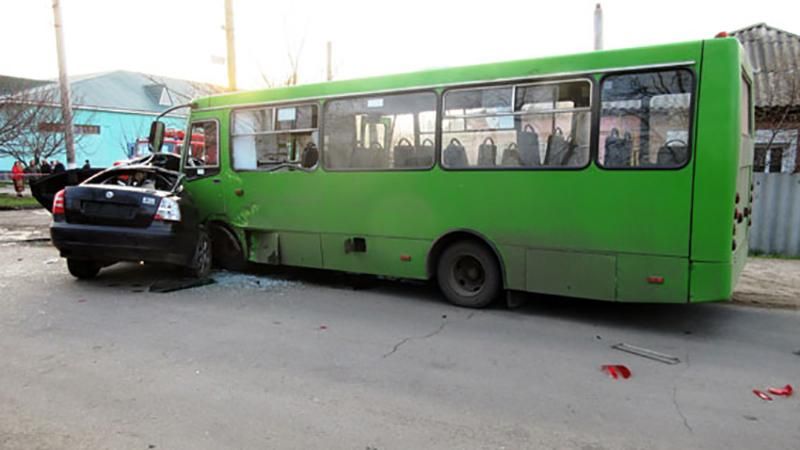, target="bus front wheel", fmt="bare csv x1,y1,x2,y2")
436,240,501,308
